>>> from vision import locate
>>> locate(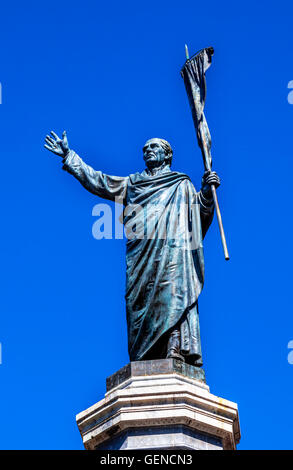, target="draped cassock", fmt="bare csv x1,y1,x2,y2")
63,151,214,365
